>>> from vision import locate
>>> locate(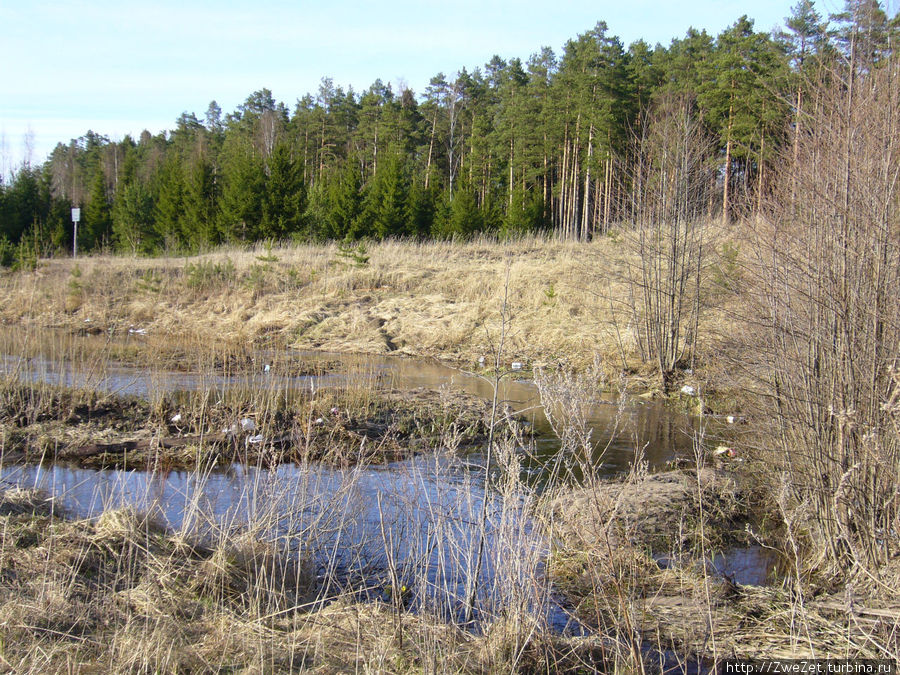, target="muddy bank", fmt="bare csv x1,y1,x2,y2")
545,468,764,660
0,379,497,470
547,467,755,554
